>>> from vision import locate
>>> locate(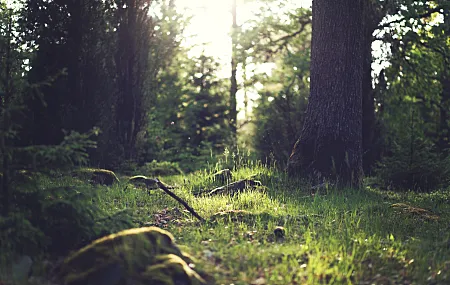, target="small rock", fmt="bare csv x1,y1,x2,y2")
252,277,267,285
